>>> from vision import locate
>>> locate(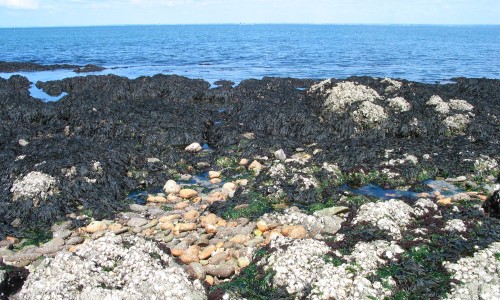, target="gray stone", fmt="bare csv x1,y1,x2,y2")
162,233,174,243
129,204,148,212
121,212,144,219
452,193,471,202
3,252,40,262
51,221,72,232
0,248,14,259
112,228,128,235
208,252,228,265
274,149,287,161
205,261,236,278
53,229,72,239
41,237,65,248
66,236,85,245
445,176,467,183
163,180,181,194
187,262,206,280
36,237,65,255
320,216,343,235
127,217,148,227
313,206,349,217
